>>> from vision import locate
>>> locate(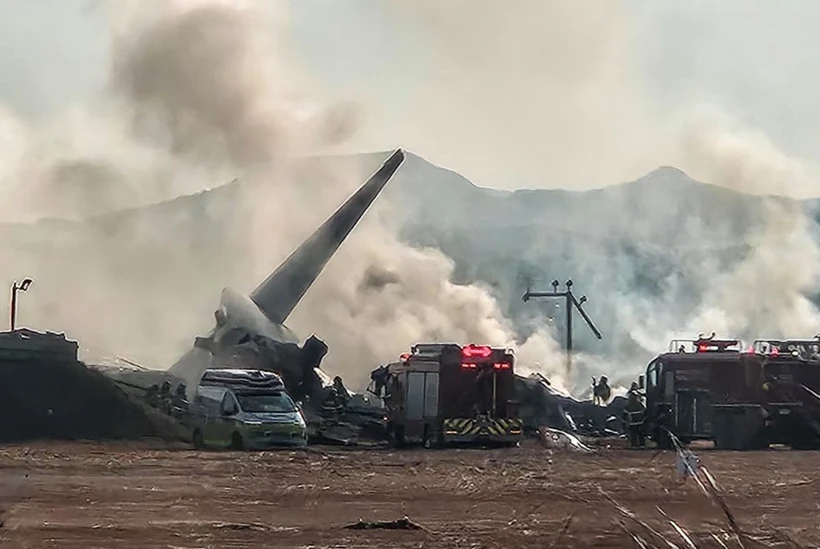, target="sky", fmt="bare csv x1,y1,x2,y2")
3,0,820,193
